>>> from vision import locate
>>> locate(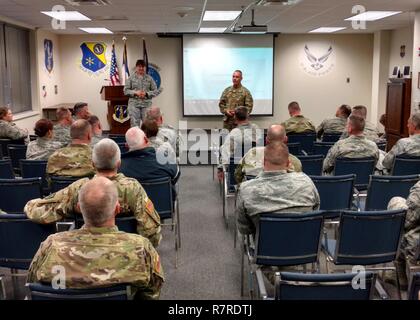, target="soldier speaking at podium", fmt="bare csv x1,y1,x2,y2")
218,70,253,131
